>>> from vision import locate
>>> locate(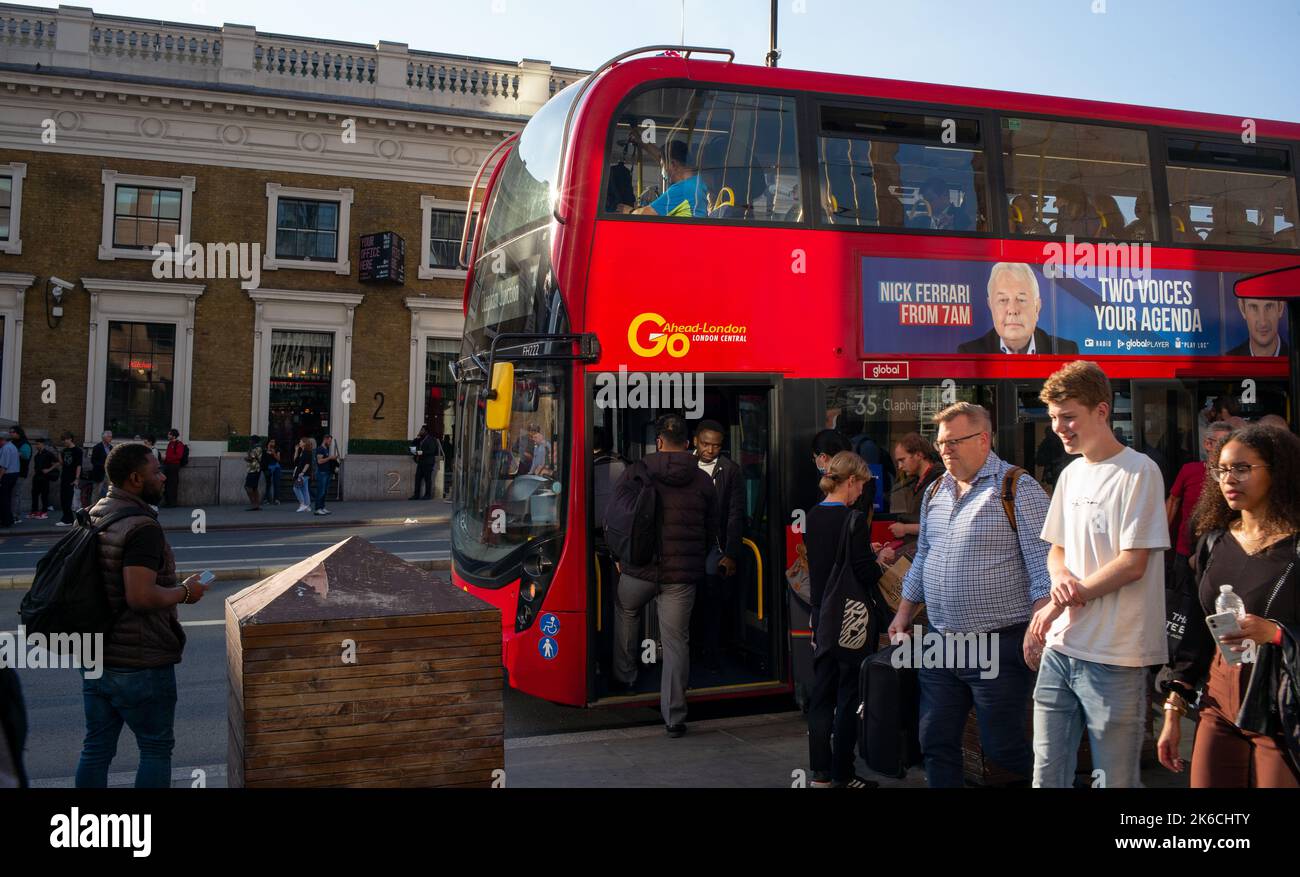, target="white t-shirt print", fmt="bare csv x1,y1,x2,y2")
1040,446,1170,667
